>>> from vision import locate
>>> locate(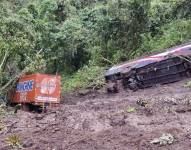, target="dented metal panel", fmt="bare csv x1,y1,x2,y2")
12,73,61,106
